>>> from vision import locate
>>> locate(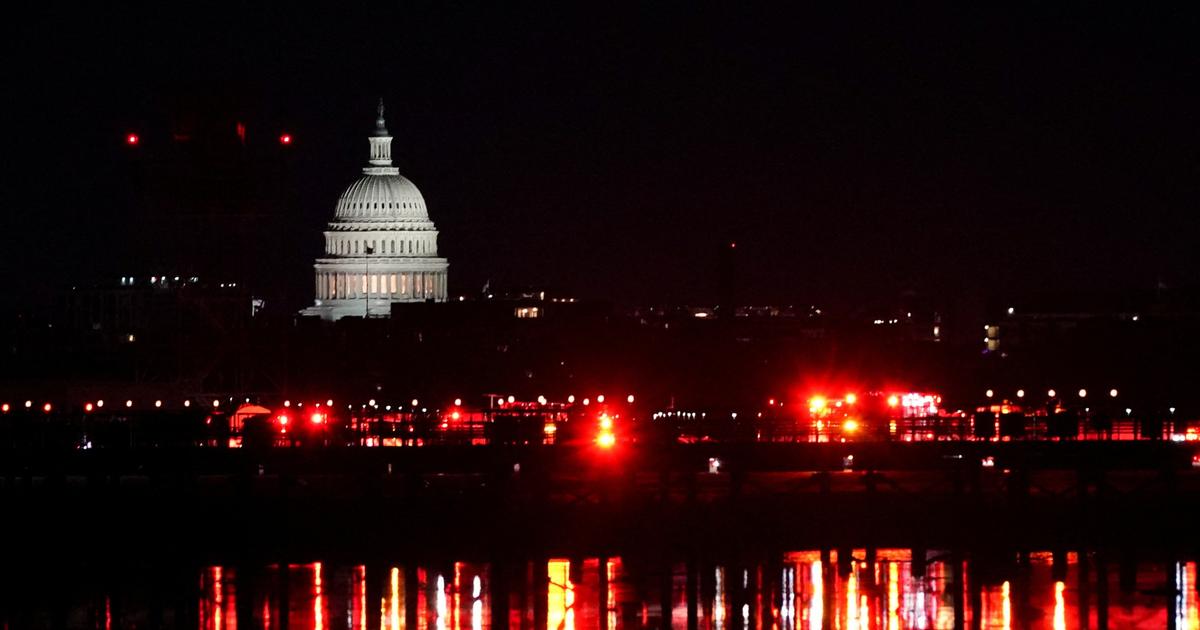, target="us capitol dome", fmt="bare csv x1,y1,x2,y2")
301,100,449,320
